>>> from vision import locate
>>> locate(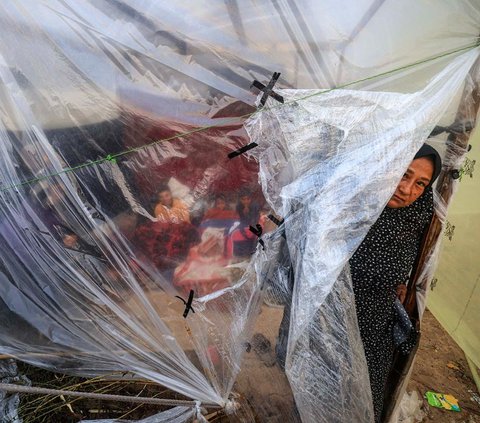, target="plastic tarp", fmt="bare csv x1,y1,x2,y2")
0,360,29,423
0,1,479,422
